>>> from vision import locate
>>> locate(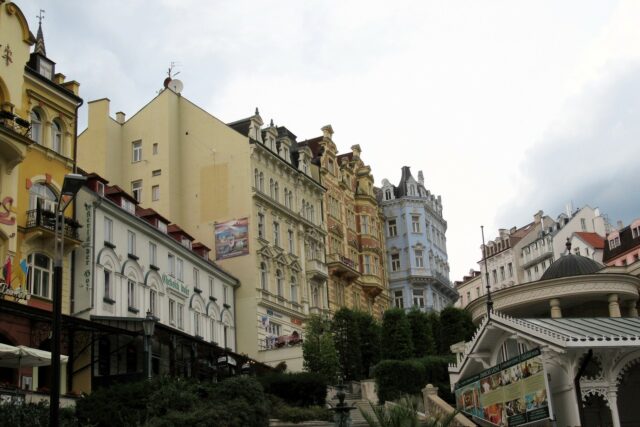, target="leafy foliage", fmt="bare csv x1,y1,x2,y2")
302,314,340,383
407,308,436,357
381,309,414,361
332,308,363,380
259,372,327,407
438,307,475,354
355,310,382,378
268,395,333,423
0,402,77,427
